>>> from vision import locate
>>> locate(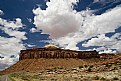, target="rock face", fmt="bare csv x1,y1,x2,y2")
19,45,99,60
